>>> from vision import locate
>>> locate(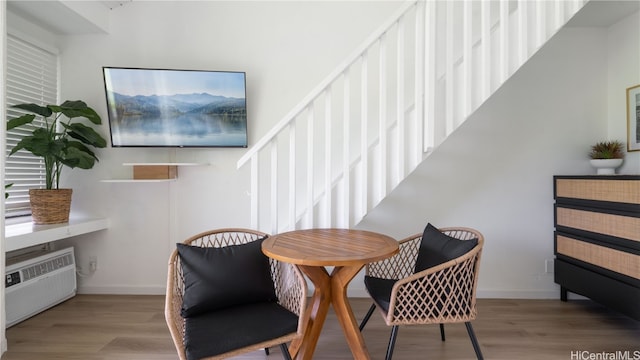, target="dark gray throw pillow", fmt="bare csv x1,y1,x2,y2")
177,237,277,318
413,223,478,273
